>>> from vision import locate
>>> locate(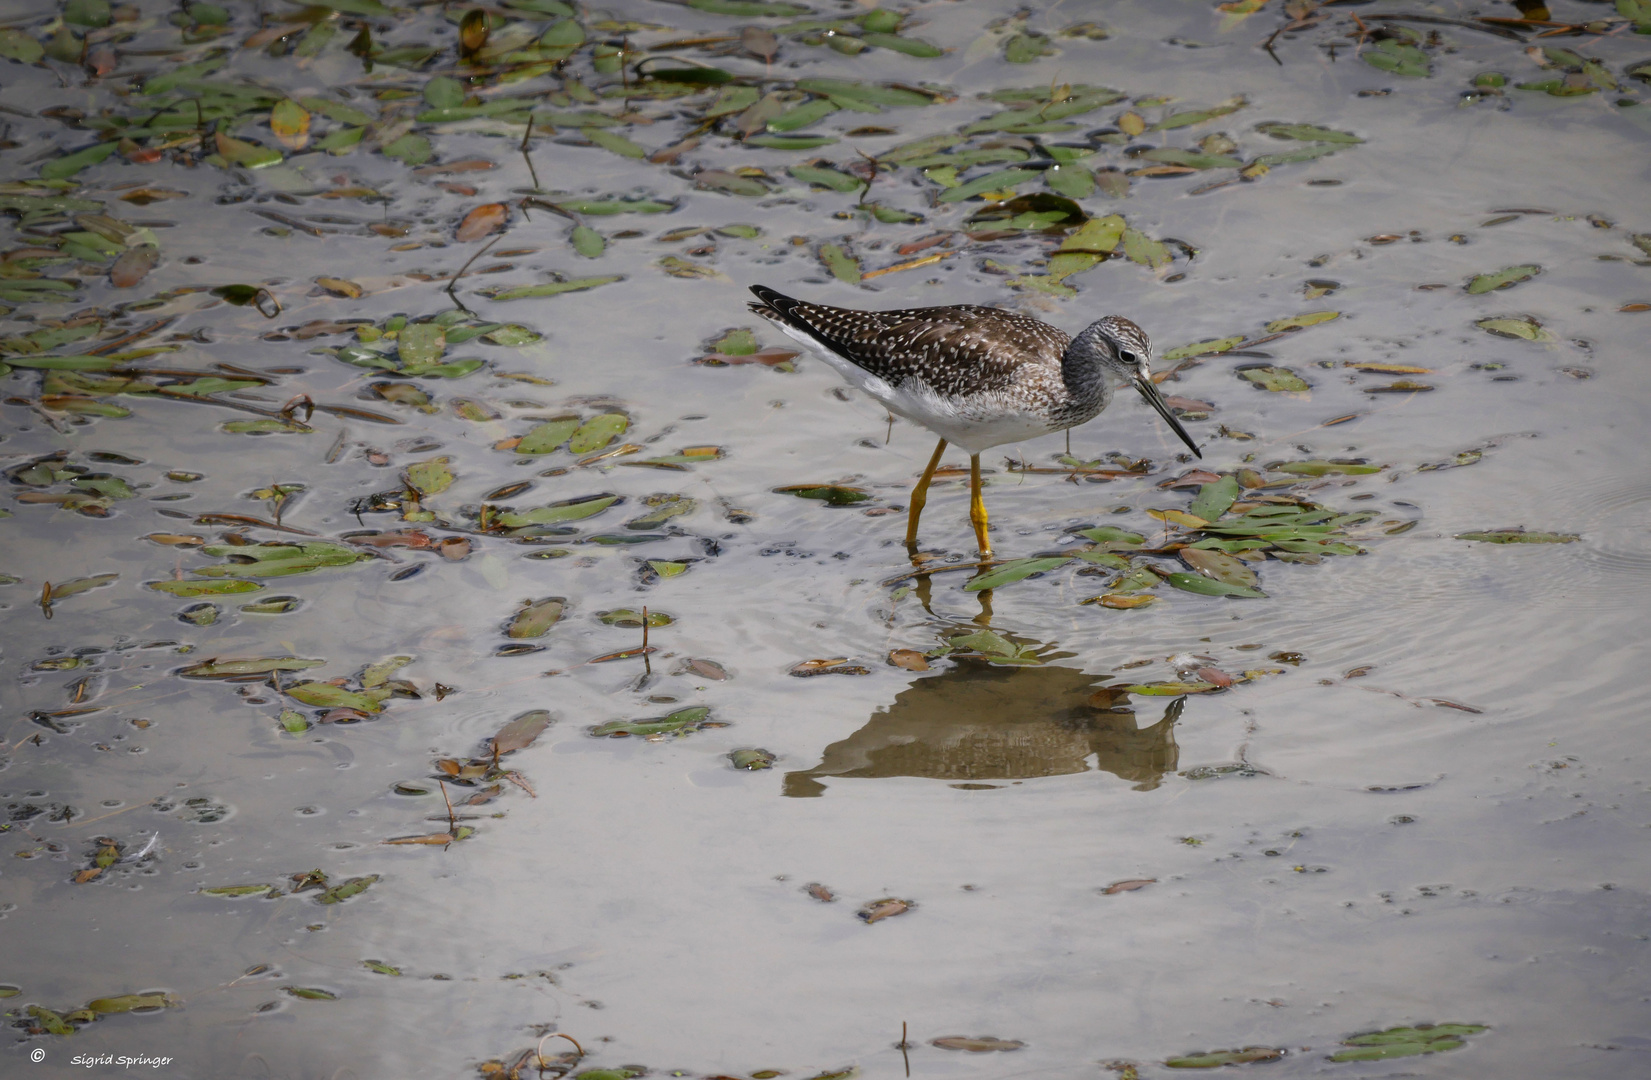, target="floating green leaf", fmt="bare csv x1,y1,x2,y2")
1044,162,1095,198
774,484,871,505
398,323,446,366
586,128,647,159
1265,311,1339,332
592,705,710,738
863,33,942,57
879,133,965,163
1475,316,1554,342
1362,39,1430,78
508,597,565,637
315,874,379,903
0,28,45,63
1330,1023,1488,1063
1454,528,1578,544
402,456,451,497
1152,96,1247,130
190,541,370,578
626,495,696,529
1134,147,1243,170
45,573,118,603
789,164,863,192
1239,366,1310,392
696,169,771,196
568,413,628,454
1077,525,1147,548
1165,1046,1285,1068
1121,227,1171,269
1162,337,1244,362
202,883,277,897
598,607,673,627
819,243,861,284
571,225,605,257
964,556,1073,591
179,657,325,678
769,98,839,132
1188,477,1240,522
1466,265,1540,294
41,142,120,180
1164,571,1265,598
1180,547,1257,589
552,193,673,213
796,78,933,110
488,275,623,301
1004,31,1054,63
285,683,385,713
493,494,620,527
1255,122,1362,144
87,993,174,1015
518,416,581,454
149,579,264,597
936,168,1041,202
1270,460,1380,476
